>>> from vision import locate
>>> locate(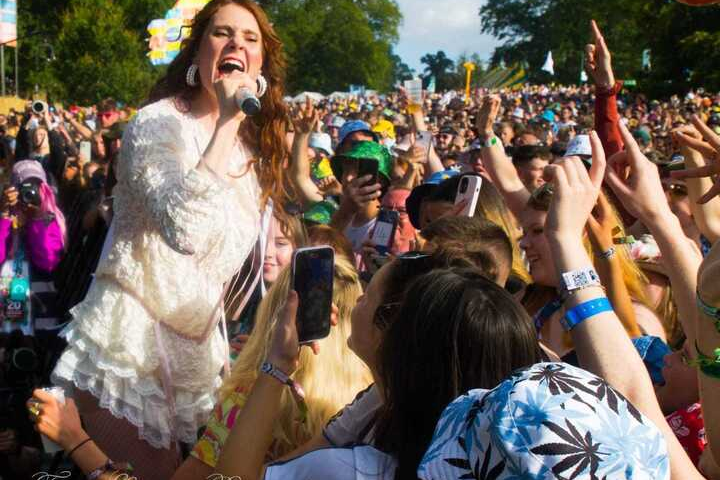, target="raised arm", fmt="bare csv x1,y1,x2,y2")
586,20,623,157
697,241,720,467
606,122,703,349
543,135,702,479
673,116,720,243
289,99,324,207
477,96,530,217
